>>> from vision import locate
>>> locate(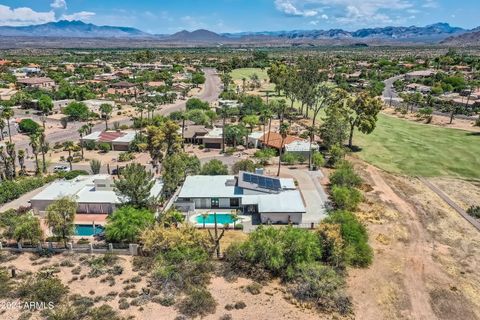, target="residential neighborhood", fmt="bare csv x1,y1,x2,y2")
0,1,479,320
